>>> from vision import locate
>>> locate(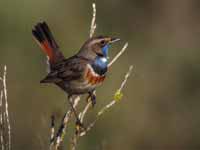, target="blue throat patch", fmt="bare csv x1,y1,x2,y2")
91,44,110,75
92,57,108,75
102,44,110,57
